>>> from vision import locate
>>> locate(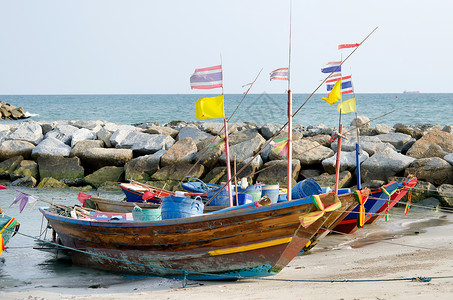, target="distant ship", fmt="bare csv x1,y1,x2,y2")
403,90,420,94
